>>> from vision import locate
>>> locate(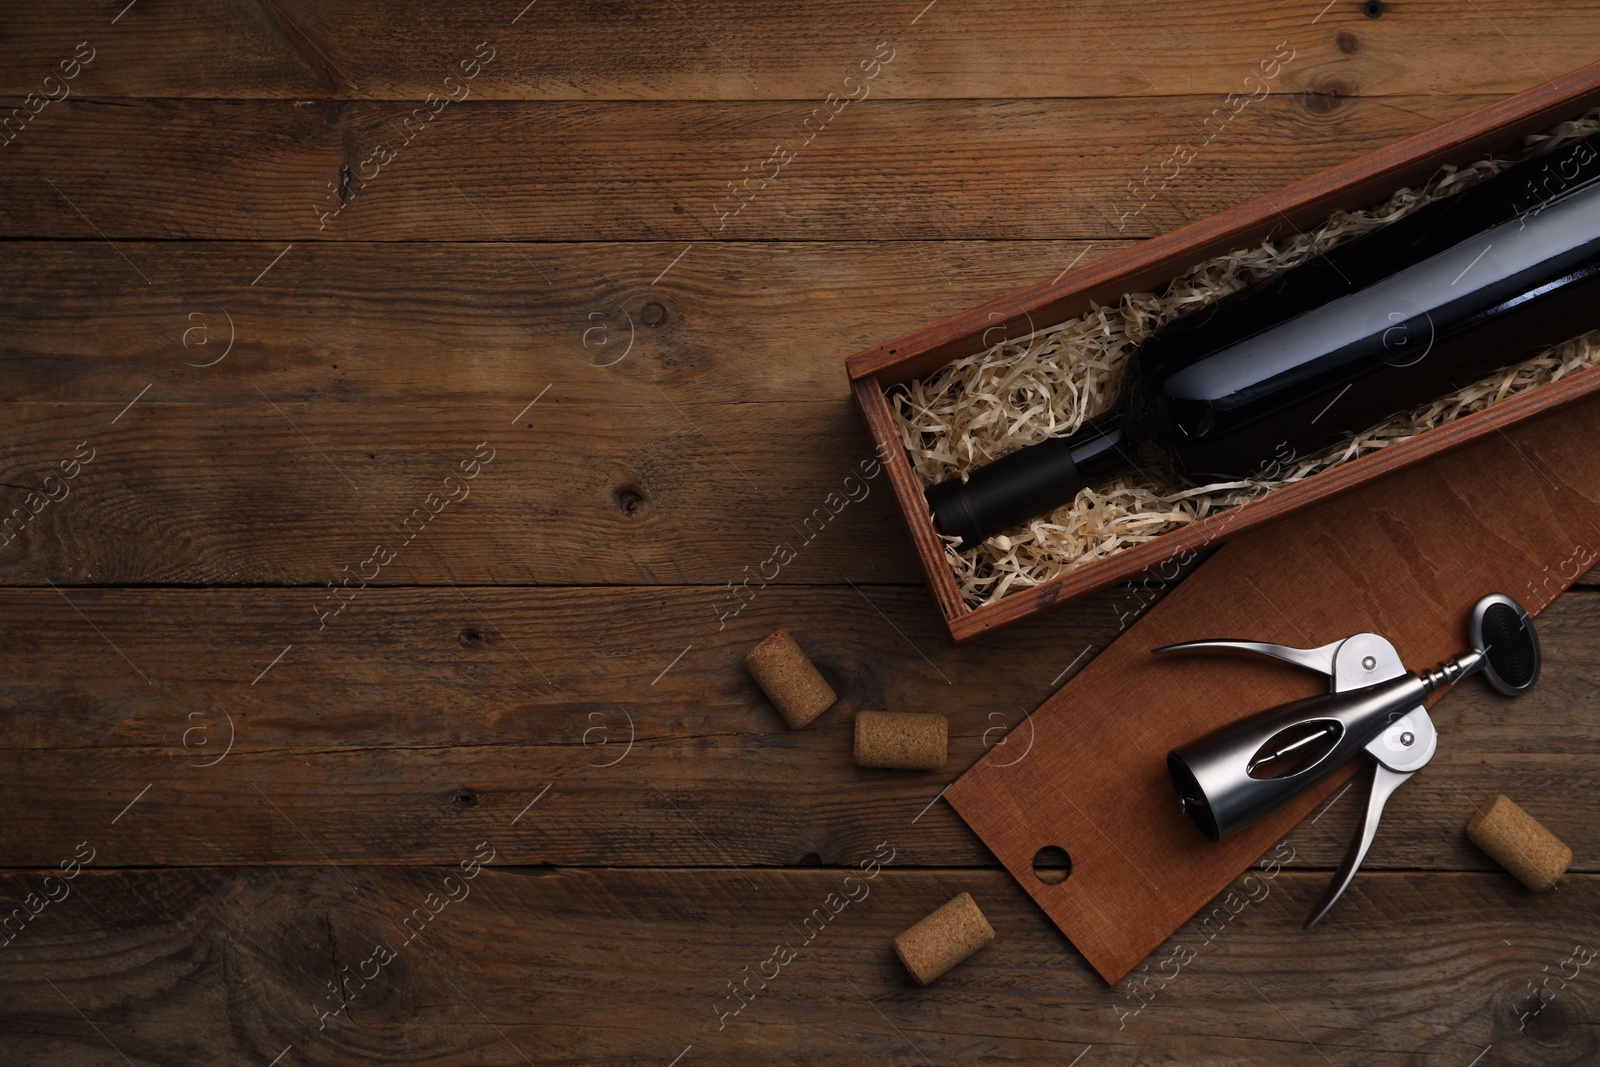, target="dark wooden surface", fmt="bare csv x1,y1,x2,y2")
2,2,1597,1064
